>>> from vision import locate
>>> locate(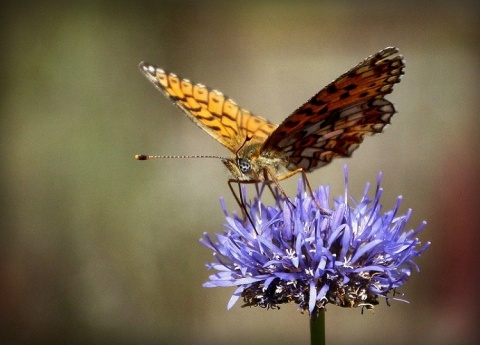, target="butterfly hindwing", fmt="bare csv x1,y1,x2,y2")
261,47,404,171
